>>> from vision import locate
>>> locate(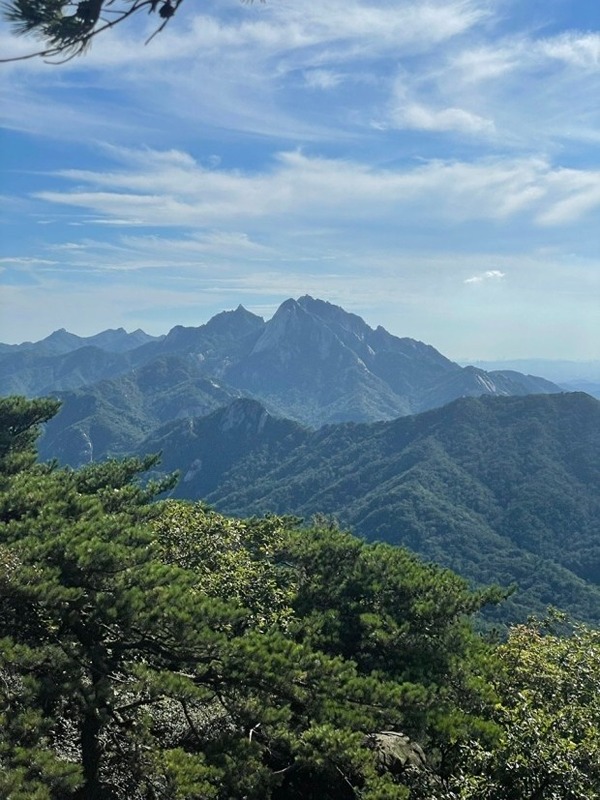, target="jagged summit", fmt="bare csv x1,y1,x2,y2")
297,295,371,339
3,296,563,431
160,306,263,353
204,305,264,337
250,296,345,359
